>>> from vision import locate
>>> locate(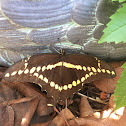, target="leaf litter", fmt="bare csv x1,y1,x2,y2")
0,61,125,126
